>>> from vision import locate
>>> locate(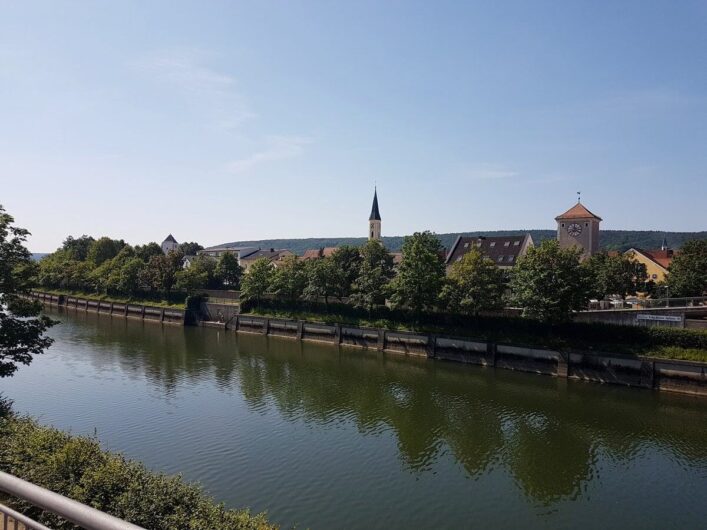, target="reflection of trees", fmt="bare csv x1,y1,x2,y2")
51,307,707,506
